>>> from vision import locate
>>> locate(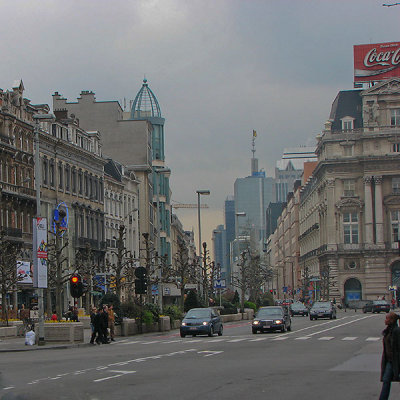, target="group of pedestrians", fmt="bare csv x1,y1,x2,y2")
89,304,115,345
